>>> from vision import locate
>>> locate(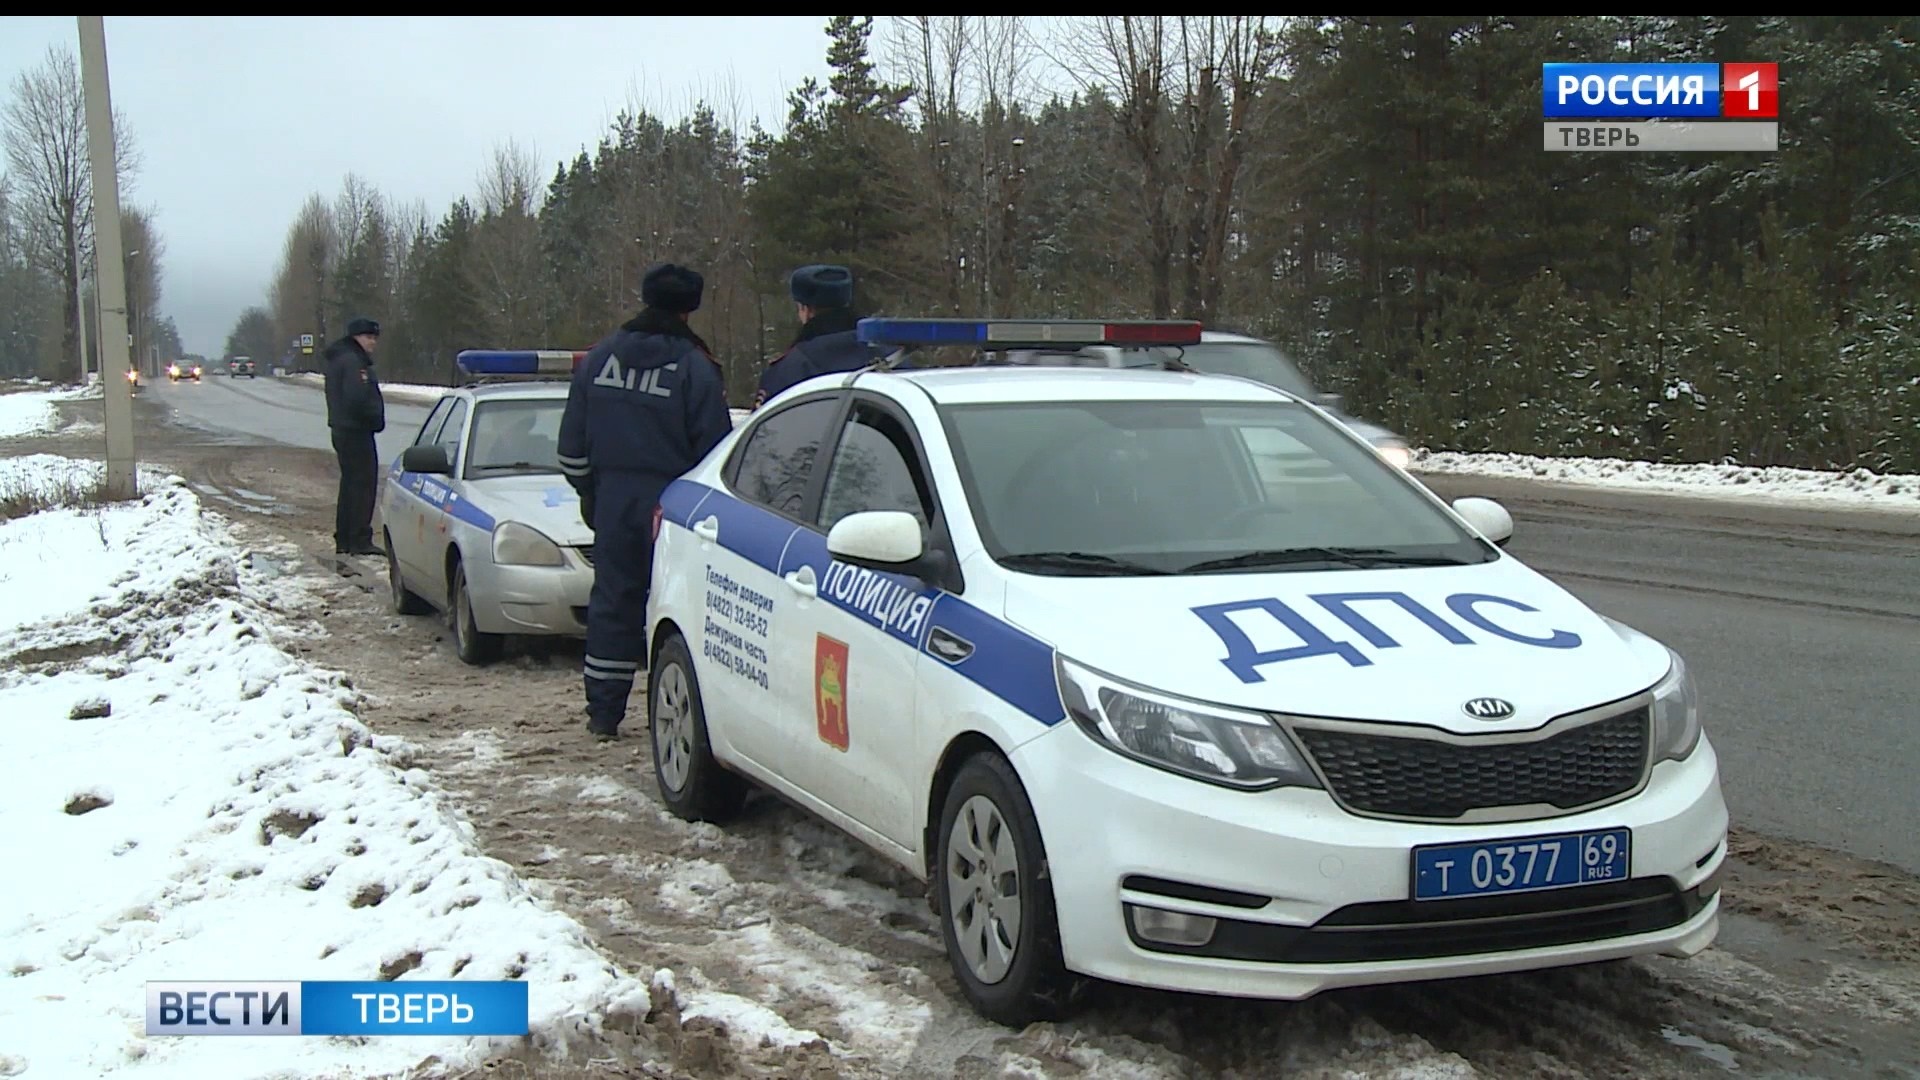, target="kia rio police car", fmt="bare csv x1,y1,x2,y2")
380,350,596,665
643,318,1728,1027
